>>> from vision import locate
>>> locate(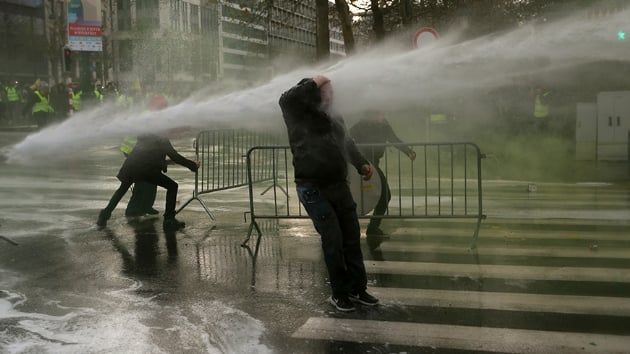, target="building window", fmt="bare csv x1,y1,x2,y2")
191,5,199,34
137,0,160,30
171,0,181,30
117,0,131,30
